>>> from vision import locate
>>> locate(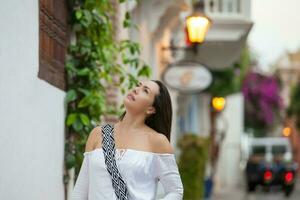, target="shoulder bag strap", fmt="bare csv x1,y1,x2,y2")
101,123,129,200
